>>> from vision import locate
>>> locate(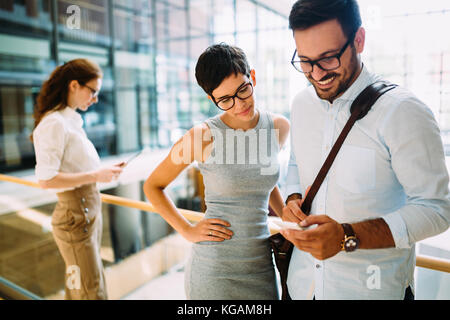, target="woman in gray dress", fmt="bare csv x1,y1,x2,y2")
143,43,290,299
